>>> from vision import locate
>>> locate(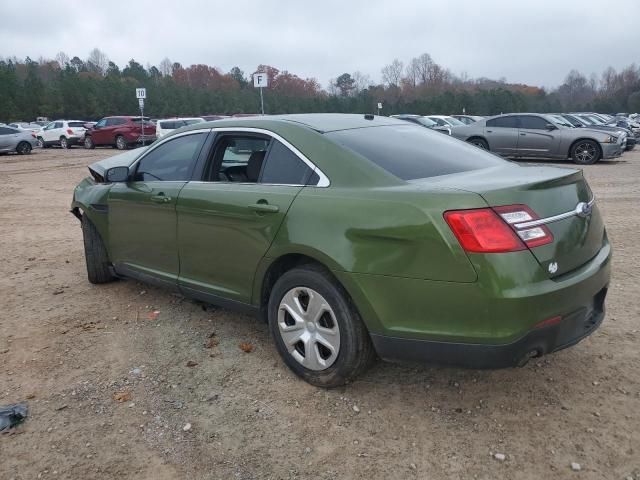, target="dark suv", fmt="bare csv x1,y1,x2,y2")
84,116,156,150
